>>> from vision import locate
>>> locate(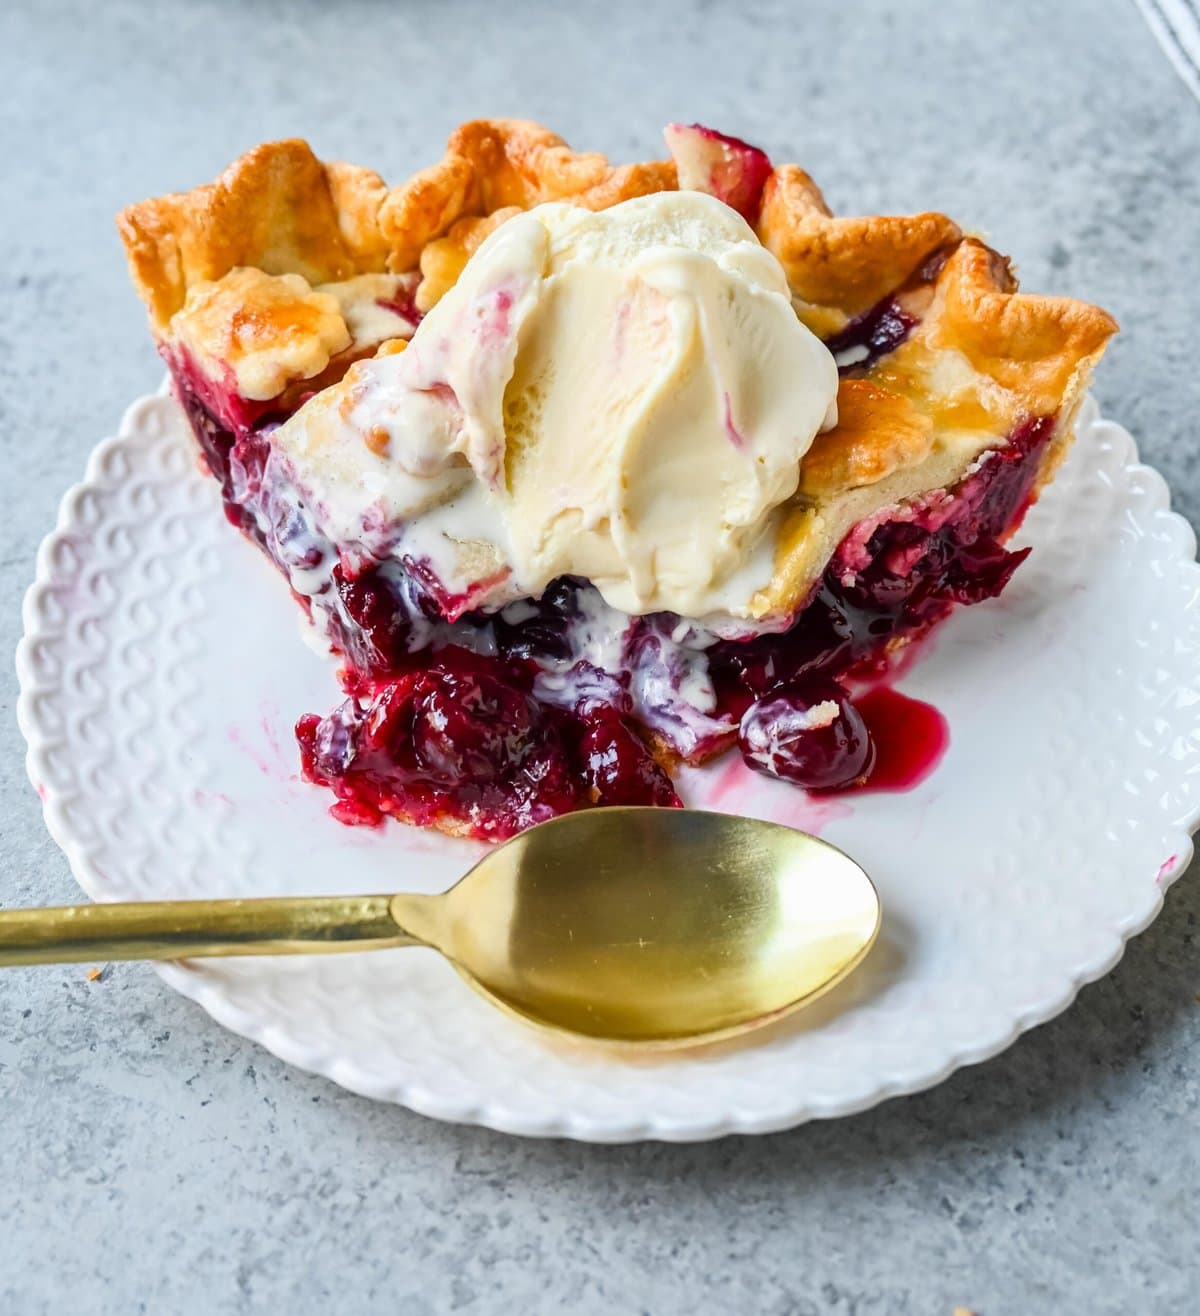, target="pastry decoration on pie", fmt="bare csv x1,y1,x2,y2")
119,119,1116,840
